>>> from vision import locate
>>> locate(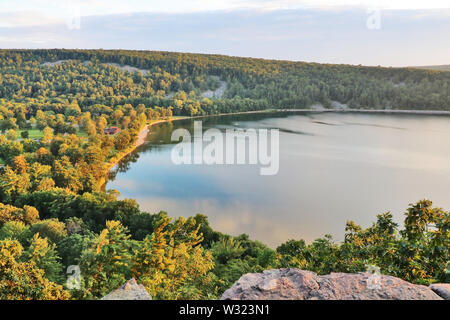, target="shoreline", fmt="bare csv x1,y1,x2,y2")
100,117,190,187
163,108,450,121
100,107,450,187
205,108,450,116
